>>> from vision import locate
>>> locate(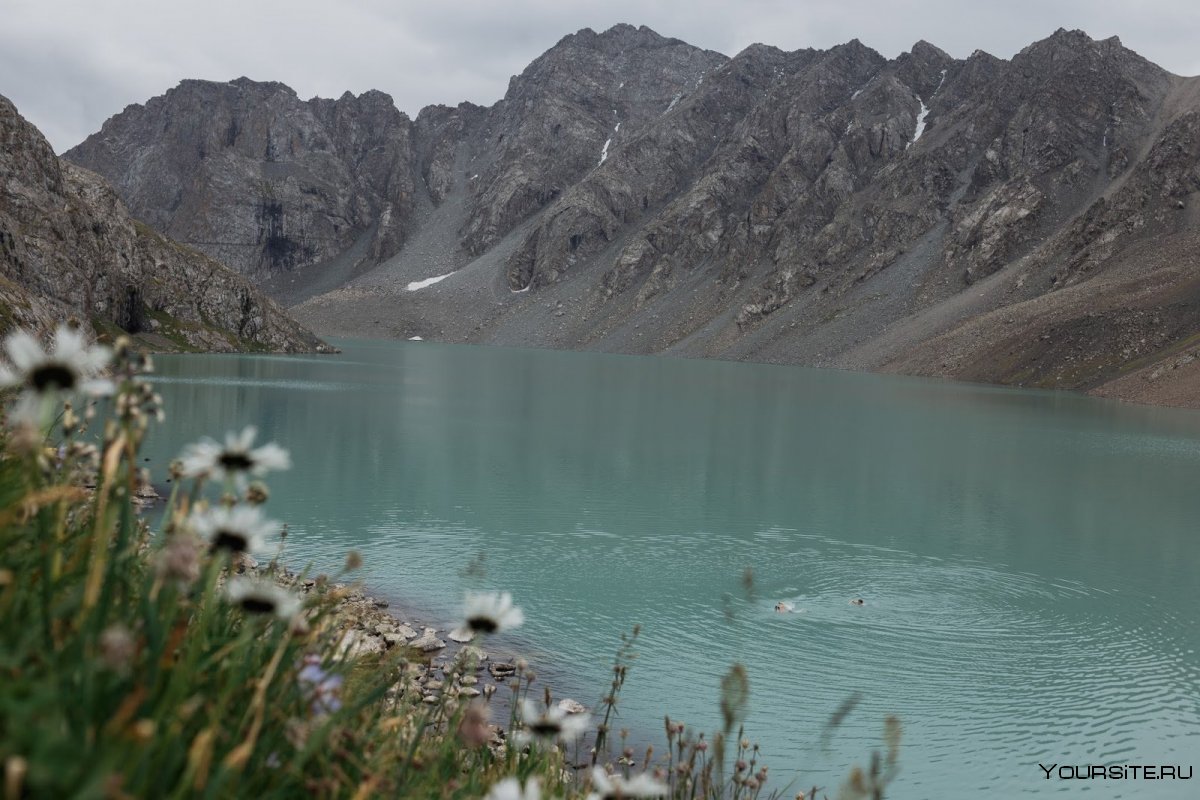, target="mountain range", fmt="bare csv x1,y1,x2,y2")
35,25,1200,404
